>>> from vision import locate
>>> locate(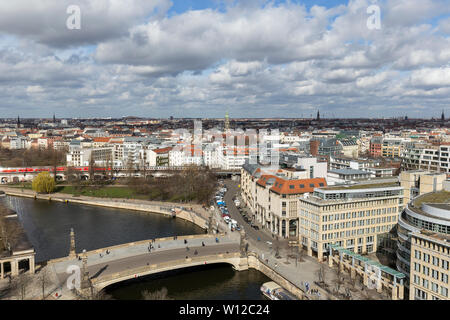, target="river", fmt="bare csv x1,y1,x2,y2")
0,195,270,300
